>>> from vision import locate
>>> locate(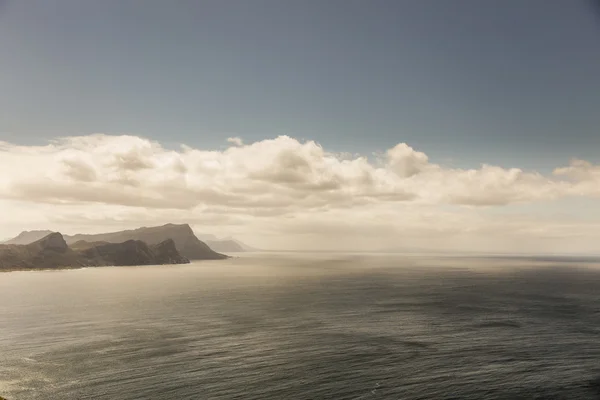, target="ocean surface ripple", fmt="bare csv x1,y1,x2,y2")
1,254,600,399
